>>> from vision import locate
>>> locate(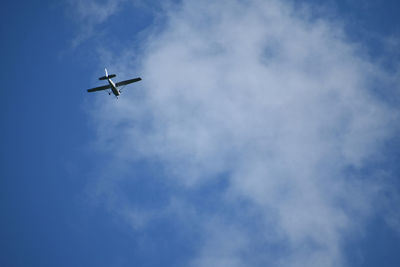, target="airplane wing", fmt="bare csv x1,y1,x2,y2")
87,84,111,92
116,77,142,87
